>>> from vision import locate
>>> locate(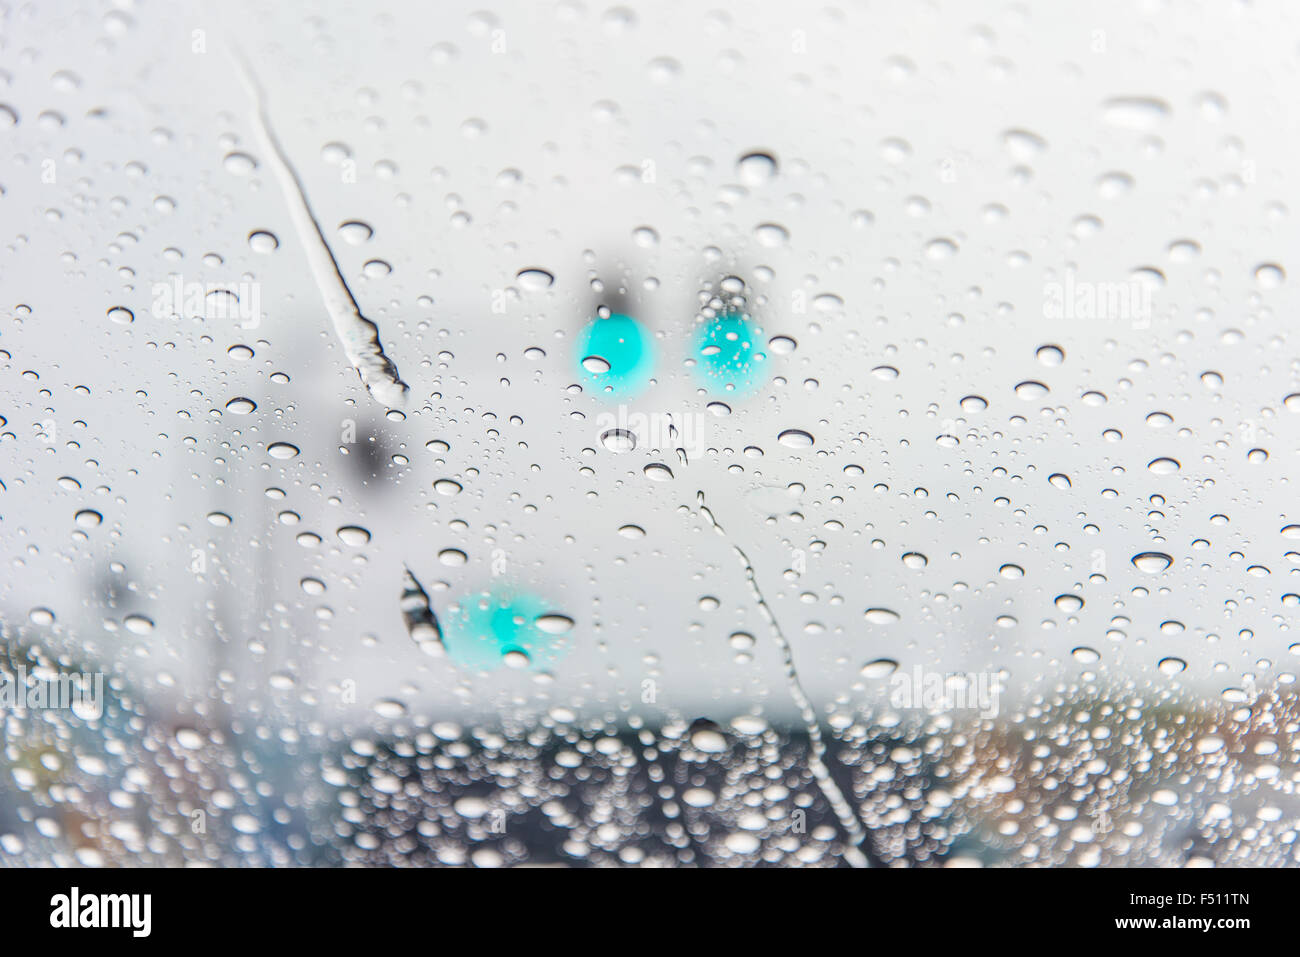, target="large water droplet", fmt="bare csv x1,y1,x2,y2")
1131,551,1173,573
